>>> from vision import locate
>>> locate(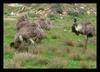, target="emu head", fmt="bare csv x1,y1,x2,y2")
10,35,23,49
10,41,21,49
22,15,28,21
72,24,79,35
72,18,79,35
17,14,29,23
